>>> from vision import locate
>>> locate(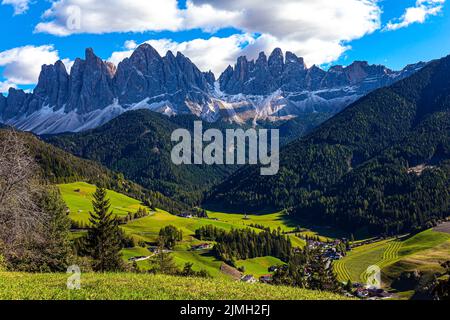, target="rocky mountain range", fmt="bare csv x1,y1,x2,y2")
0,44,425,134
